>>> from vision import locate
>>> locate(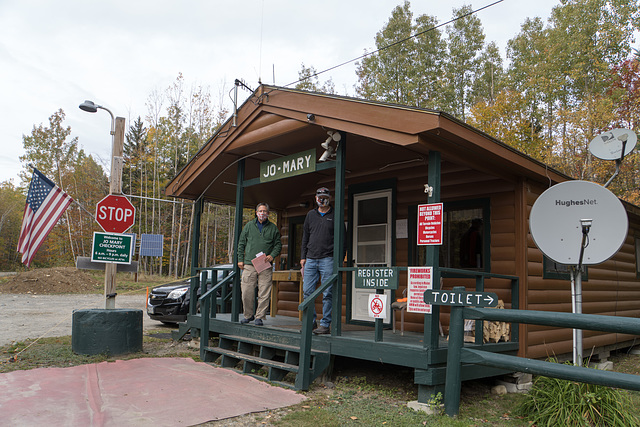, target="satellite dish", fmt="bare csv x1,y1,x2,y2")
589,128,637,160
529,181,628,265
